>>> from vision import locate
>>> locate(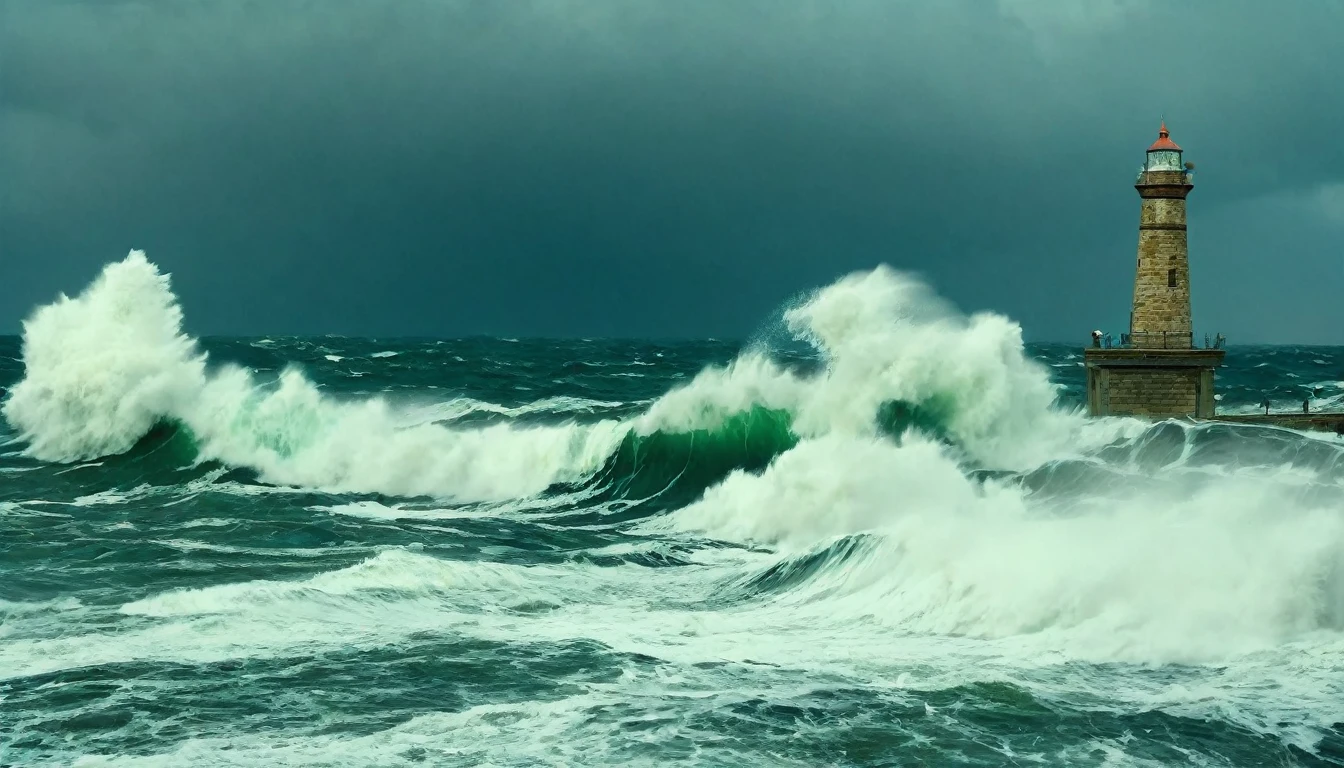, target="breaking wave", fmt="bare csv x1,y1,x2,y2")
2,251,1097,501
5,251,1344,764
7,253,1343,666
658,431,1344,662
